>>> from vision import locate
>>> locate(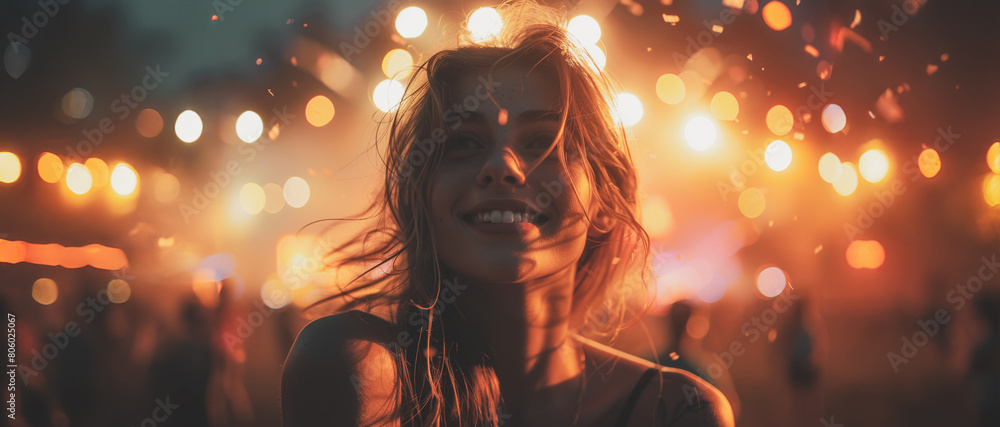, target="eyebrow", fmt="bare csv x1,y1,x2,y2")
450,110,560,126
